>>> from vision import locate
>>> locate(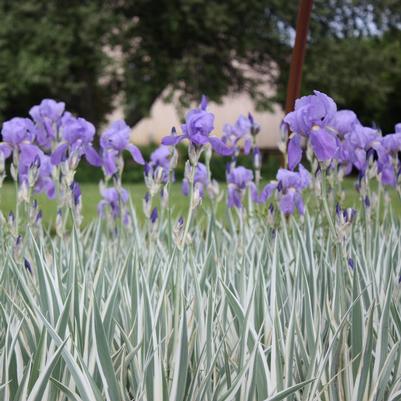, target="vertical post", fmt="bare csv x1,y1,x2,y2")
285,0,314,114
